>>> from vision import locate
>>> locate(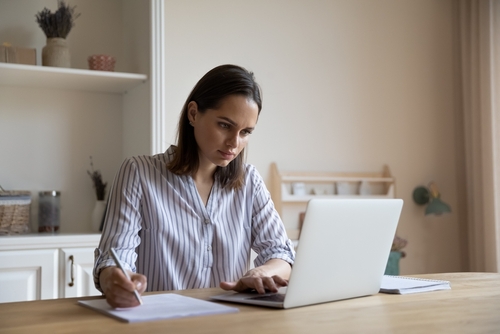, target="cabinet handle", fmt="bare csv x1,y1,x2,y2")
69,255,75,287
